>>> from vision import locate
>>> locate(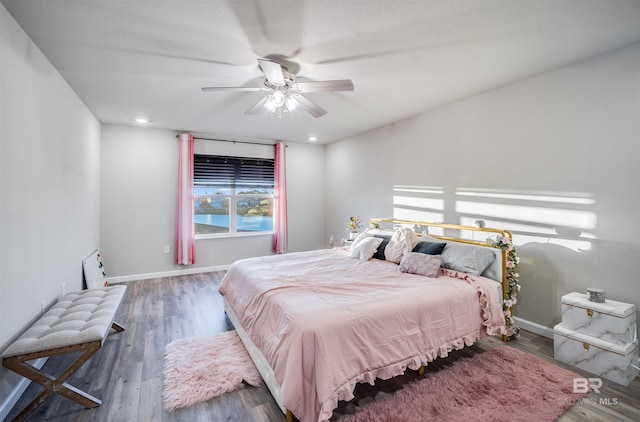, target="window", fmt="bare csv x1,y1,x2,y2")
194,155,274,236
